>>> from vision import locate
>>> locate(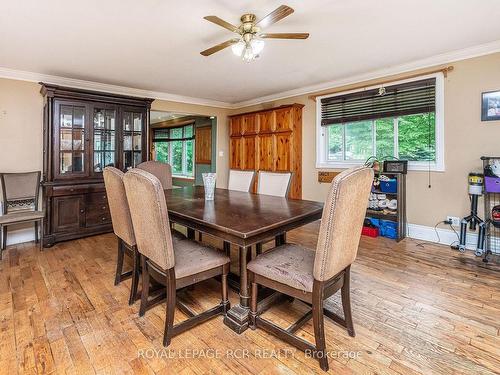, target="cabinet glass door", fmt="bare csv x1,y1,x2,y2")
58,104,86,176
93,108,116,173
123,111,143,169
